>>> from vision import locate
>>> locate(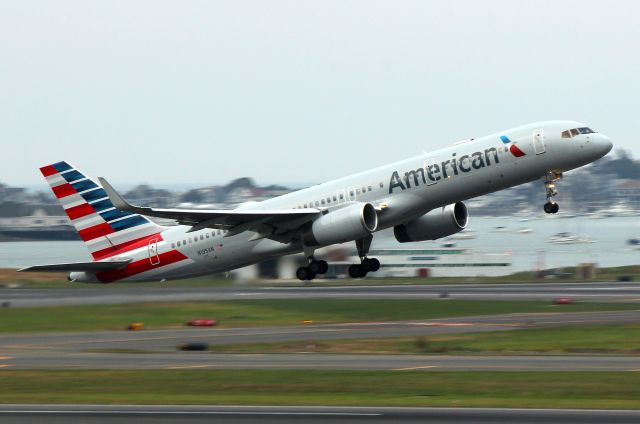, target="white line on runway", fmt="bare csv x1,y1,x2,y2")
391,365,438,371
